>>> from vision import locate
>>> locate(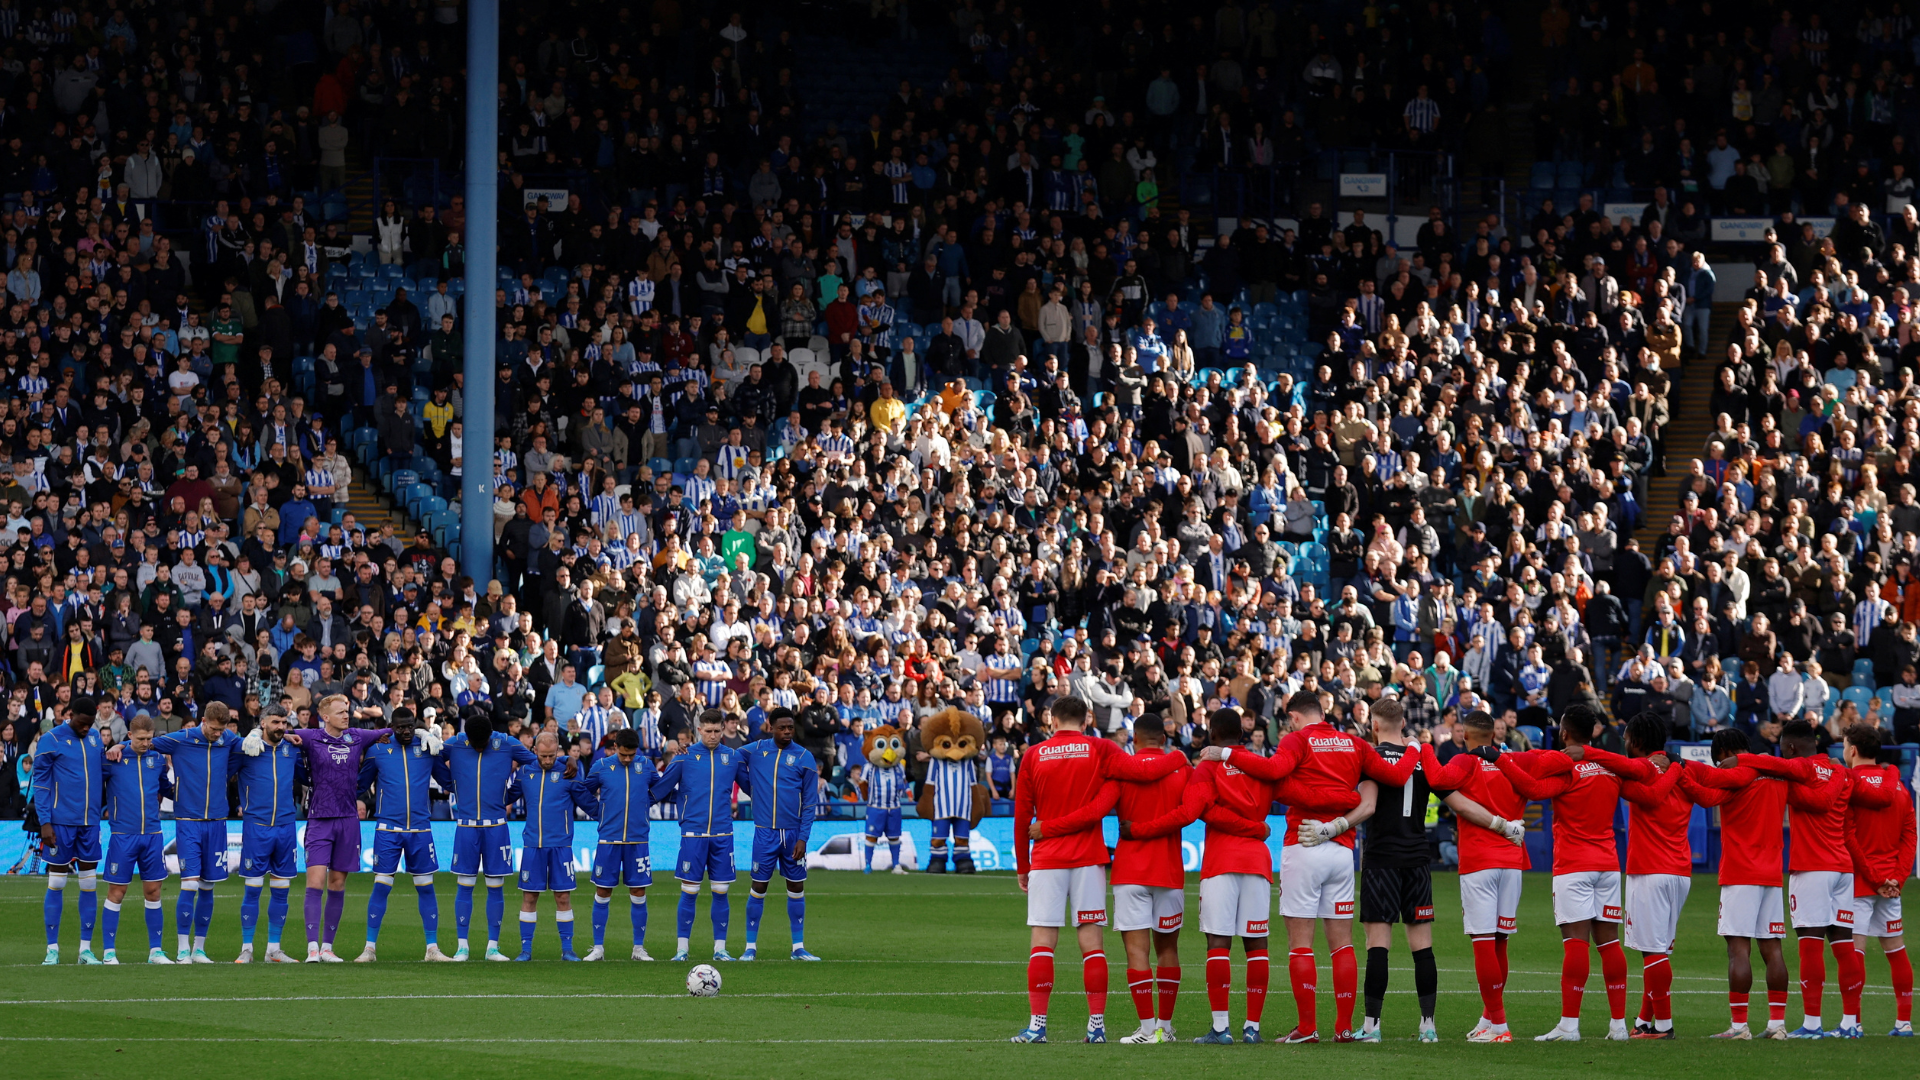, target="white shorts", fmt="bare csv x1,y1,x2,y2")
1552,870,1623,925
1278,841,1356,920
1718,884,1786,940
1788,871,1856,930
1852,894,1905,937
1027,865,1107,928
1460,868,1522,936
1623,874,1692,954
1199,873,1272,938
1113,884,1185,933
